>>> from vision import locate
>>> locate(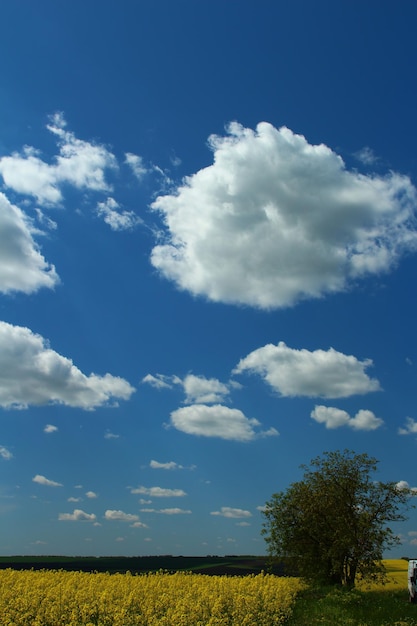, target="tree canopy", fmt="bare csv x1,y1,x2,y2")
262,449,412,587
